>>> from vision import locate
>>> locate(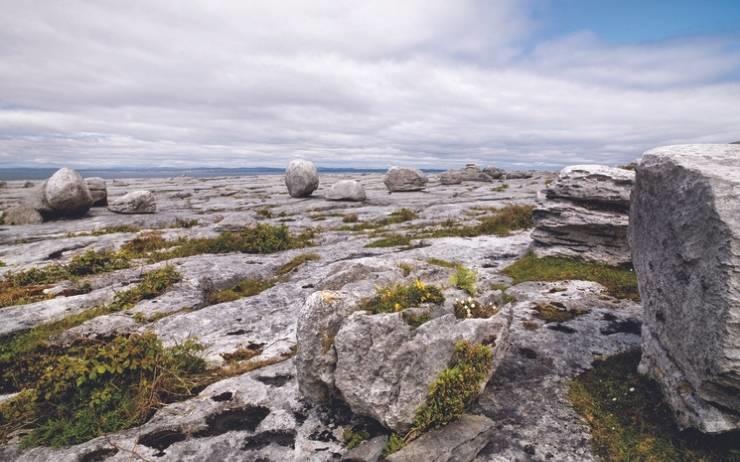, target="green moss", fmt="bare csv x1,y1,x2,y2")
366,234,412,248
533,302,586,323
276,253,320,276
360,280,445,314
503,253,639,301
0,260,6,267
450,265,477,295
343,428,370,449
569,350,740,461
411,341,493,435
426,258,457,268
0,332,206,447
